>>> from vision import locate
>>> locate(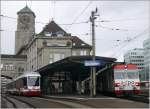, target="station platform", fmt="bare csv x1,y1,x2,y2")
42,94,117,100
